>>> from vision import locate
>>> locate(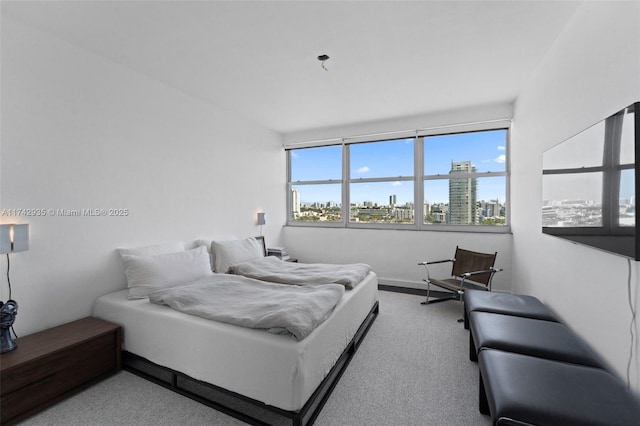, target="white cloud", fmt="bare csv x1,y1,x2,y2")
497,145,506,151
357,166,370,173
494,154,506,163
391,181,402,187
